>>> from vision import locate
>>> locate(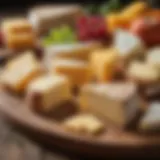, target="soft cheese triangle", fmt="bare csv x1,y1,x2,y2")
114,29,145,61
79,82,140,128
27,74,72,112
0,51,42,92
